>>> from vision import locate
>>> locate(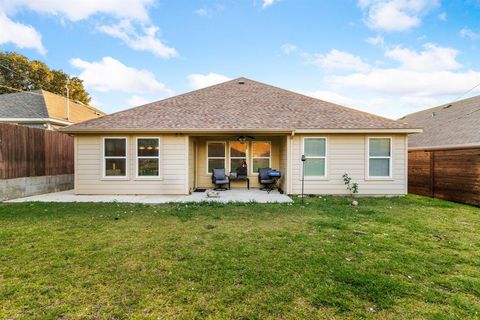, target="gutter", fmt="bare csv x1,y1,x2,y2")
60,127,422,134
409,142,480,151
0,118,73,126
